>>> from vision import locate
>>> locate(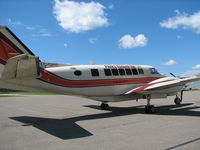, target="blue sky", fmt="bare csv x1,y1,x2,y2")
0,0,200,76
